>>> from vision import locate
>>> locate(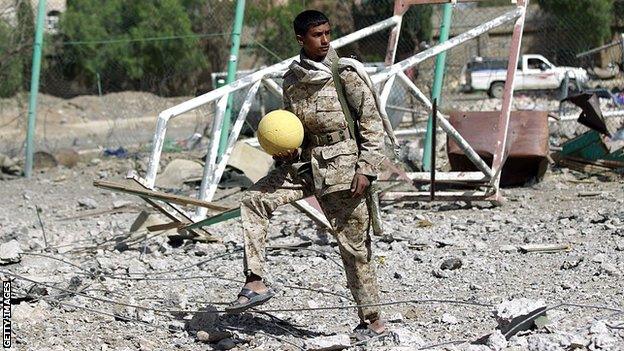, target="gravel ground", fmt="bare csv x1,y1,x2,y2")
0,152,623,351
